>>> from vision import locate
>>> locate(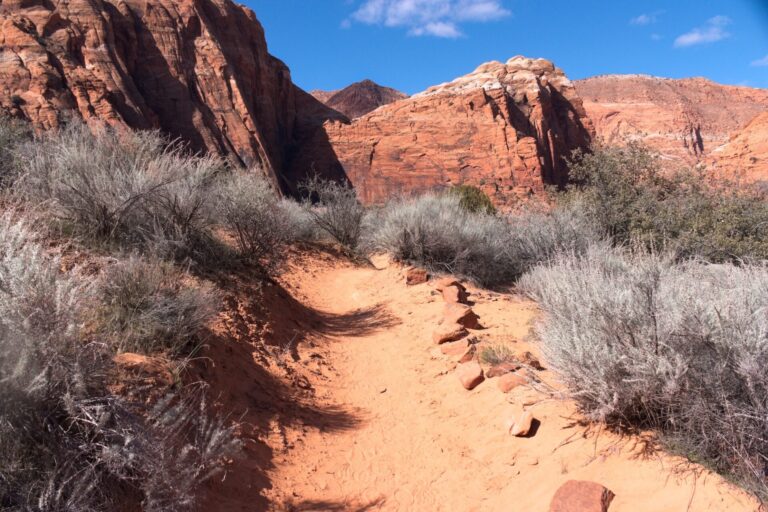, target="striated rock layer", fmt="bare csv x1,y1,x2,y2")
711,111,768,183
297,57,594,205
575,75,768,166
0,0,343,188
311,79,407,119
